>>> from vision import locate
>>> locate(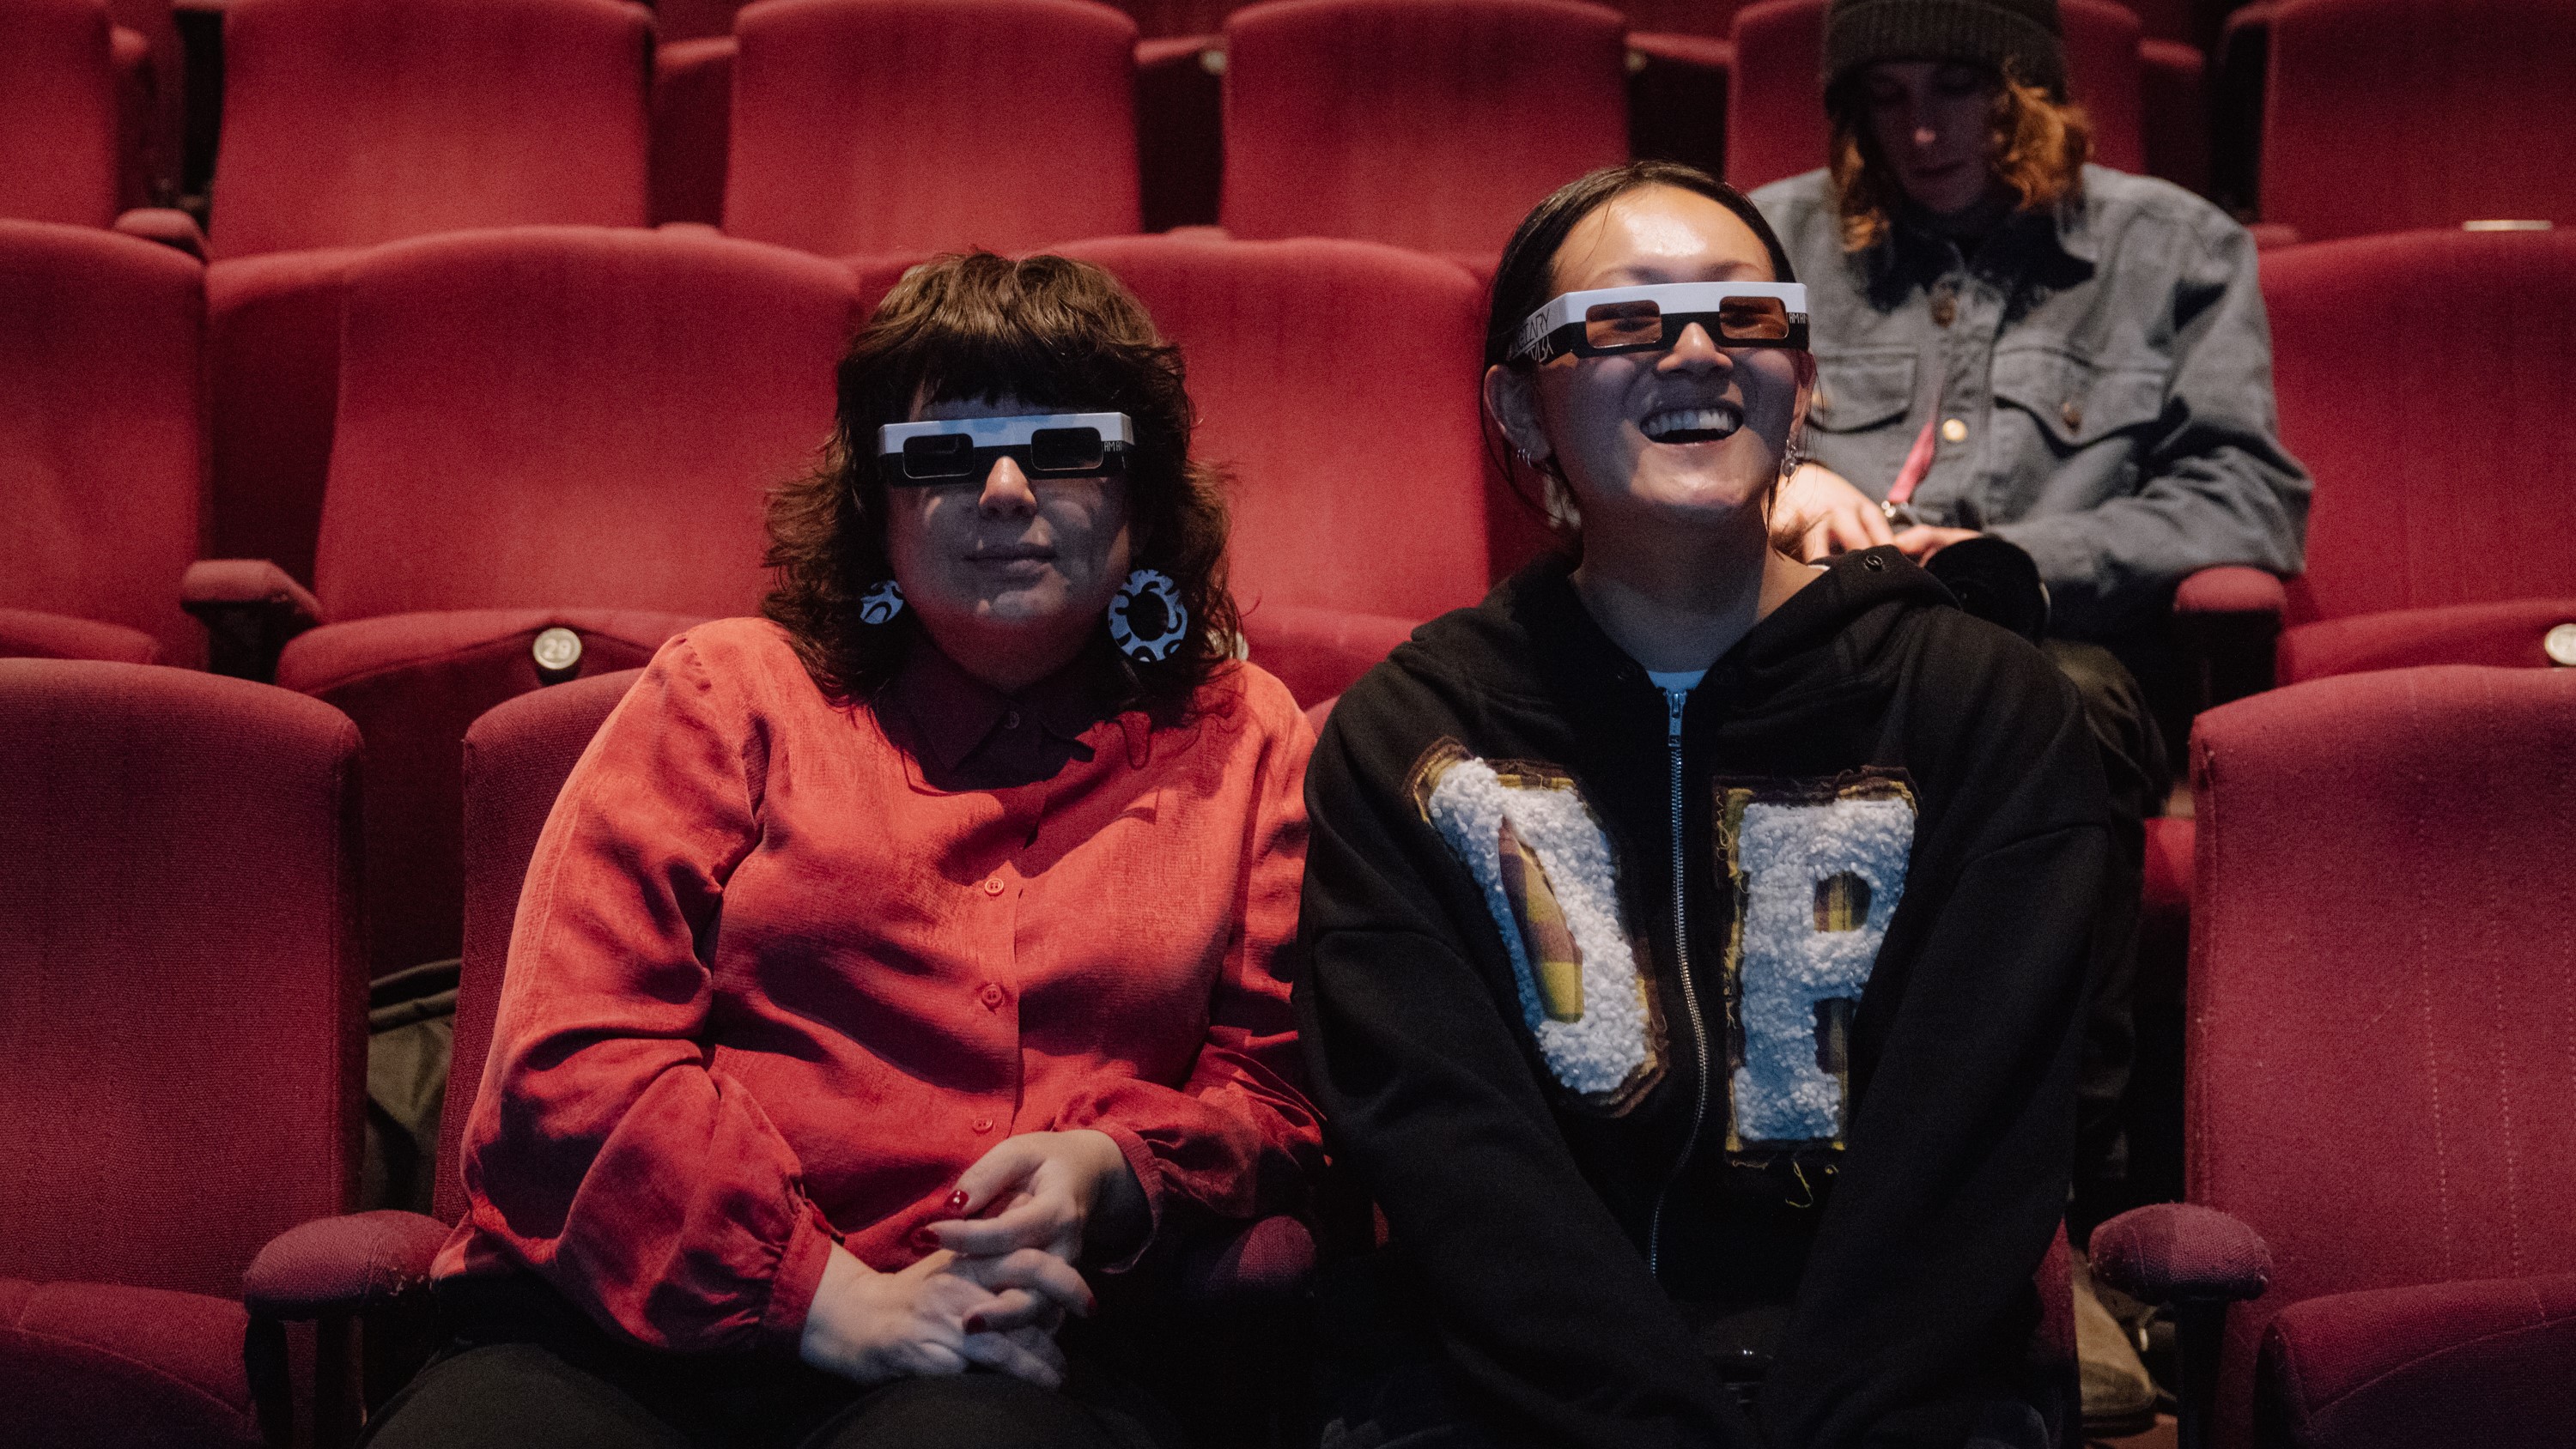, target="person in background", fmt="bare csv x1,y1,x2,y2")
1751,9,2307,1414
1297,161,2110,1449
360,252,1322,1449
